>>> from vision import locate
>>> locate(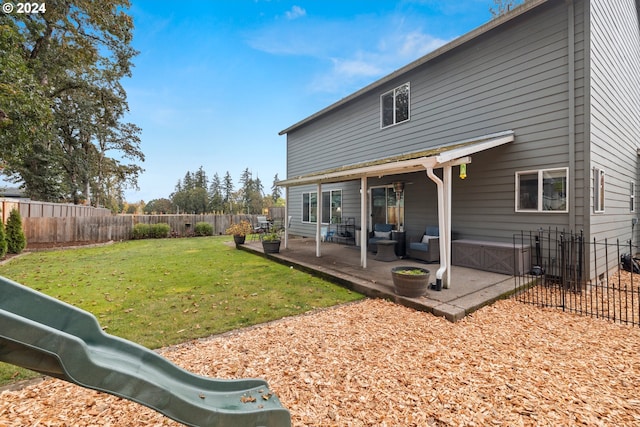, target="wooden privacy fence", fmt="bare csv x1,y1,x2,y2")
23,216,133,244
1,199,111,223
23,214,258,244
